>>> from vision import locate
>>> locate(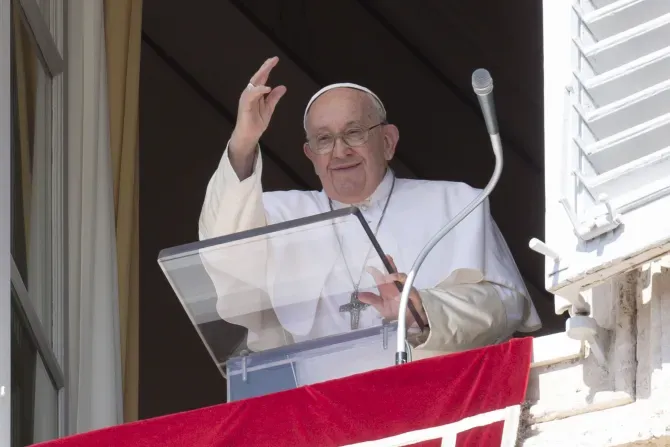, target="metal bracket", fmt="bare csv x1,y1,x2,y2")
240,349,250,383
559,193,622,242
382,320,389,350
529,238,562,262
528,241,606,366
566,315,607,366
555,287,591,317
529,237,570,278
526,241,592,316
